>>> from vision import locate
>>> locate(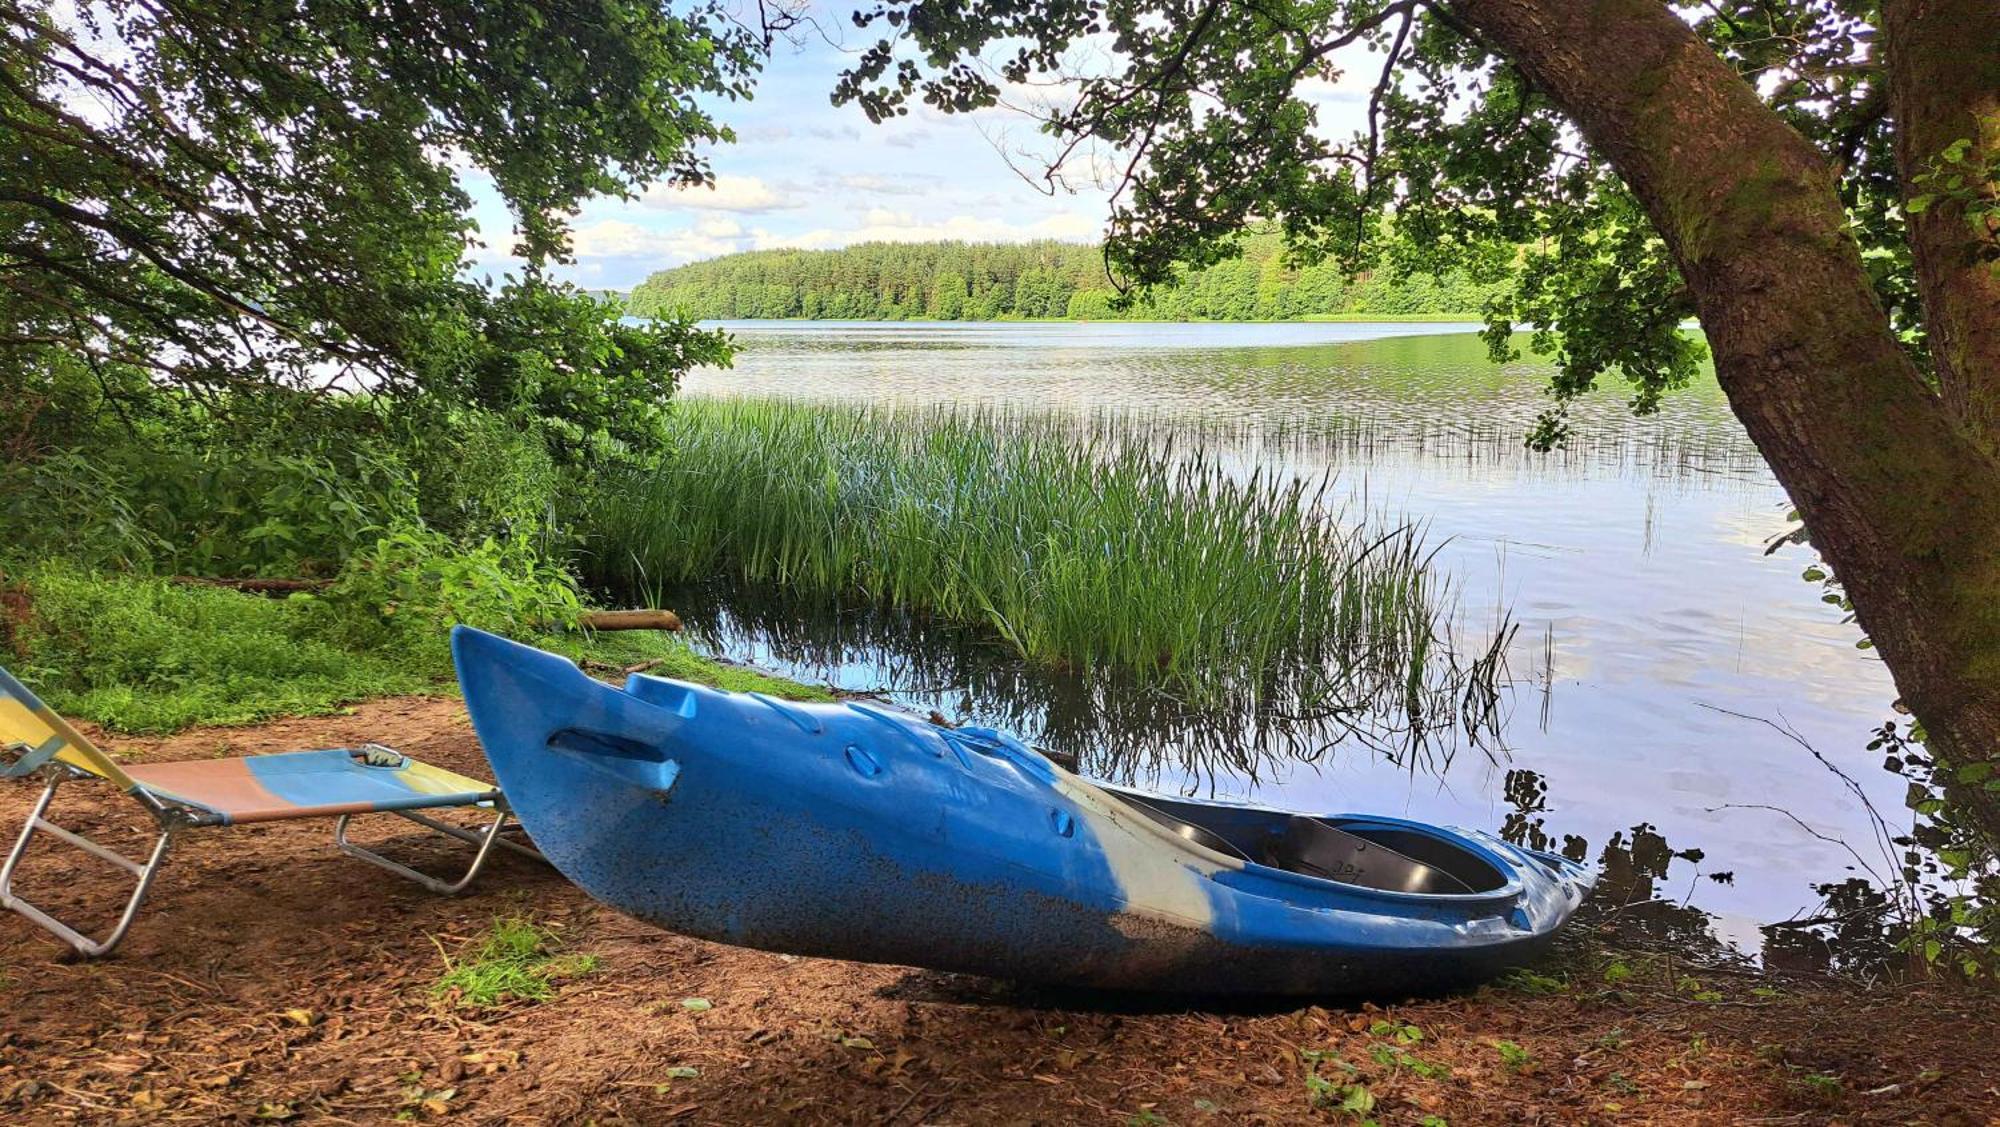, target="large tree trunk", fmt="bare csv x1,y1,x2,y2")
1882,0,2000,454
1449,0,2000,839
